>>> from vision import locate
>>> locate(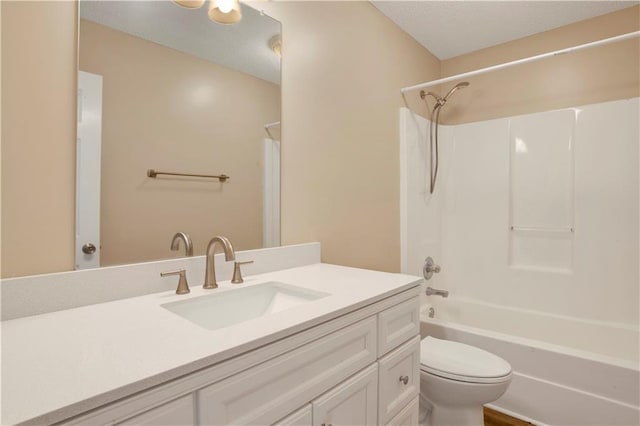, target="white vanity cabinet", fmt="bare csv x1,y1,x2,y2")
198,317,377,425
60,288,420,426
